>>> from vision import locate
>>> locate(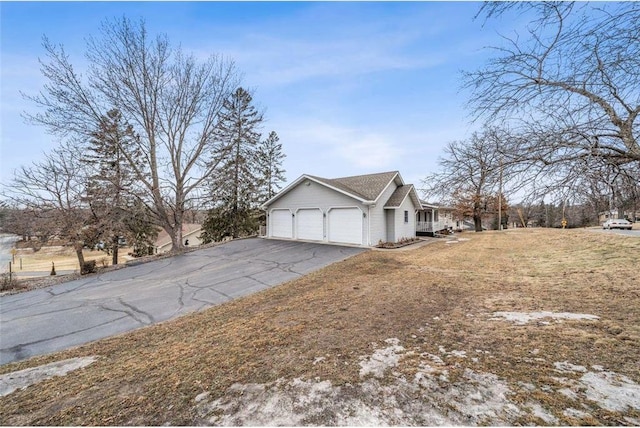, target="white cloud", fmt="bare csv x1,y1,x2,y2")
278,119,402,172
